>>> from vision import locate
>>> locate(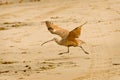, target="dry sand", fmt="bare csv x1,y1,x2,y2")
0,0,120,80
